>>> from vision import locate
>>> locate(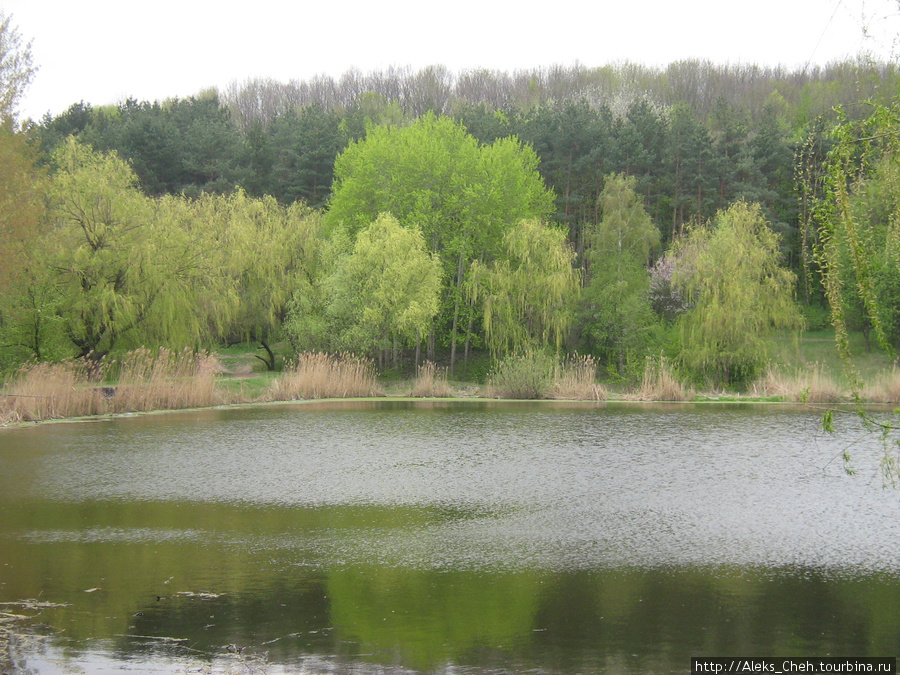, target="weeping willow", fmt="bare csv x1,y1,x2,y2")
467,219,580,356
801,103,900,383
